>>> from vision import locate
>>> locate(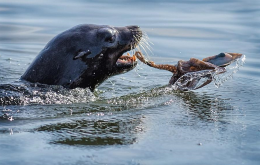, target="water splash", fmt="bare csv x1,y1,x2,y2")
172,69,217,91
213,55,246,88
0,83,96,106
172,55,246,91
22,86,95,105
